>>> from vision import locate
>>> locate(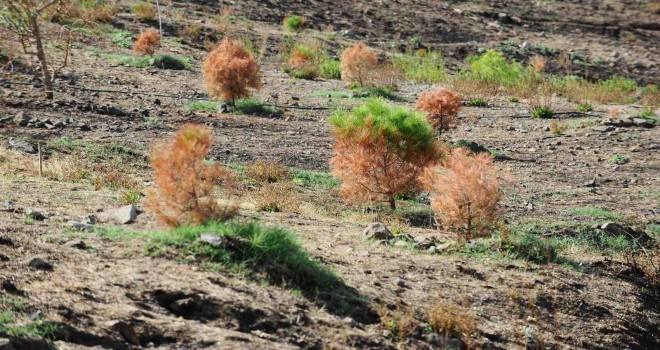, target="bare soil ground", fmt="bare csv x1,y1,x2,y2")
1,1,659,349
